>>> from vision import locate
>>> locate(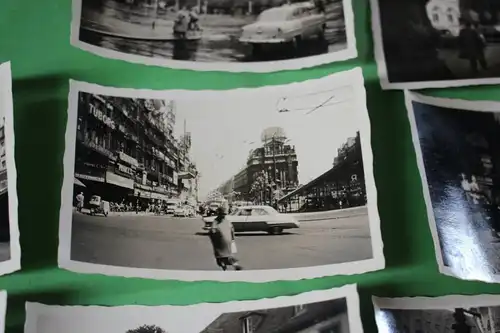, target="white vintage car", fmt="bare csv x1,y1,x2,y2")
202,205,300,235
239,2,327,47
